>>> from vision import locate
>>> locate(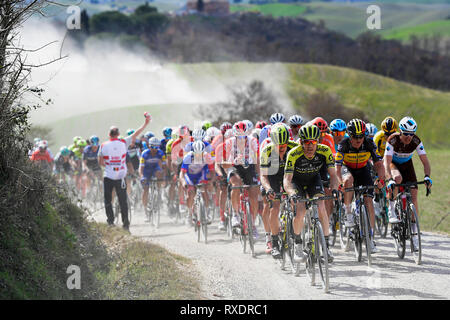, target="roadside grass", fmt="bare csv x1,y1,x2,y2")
413,149,450,235
381,19,450,41
230,3,307,17
92,223,202,299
